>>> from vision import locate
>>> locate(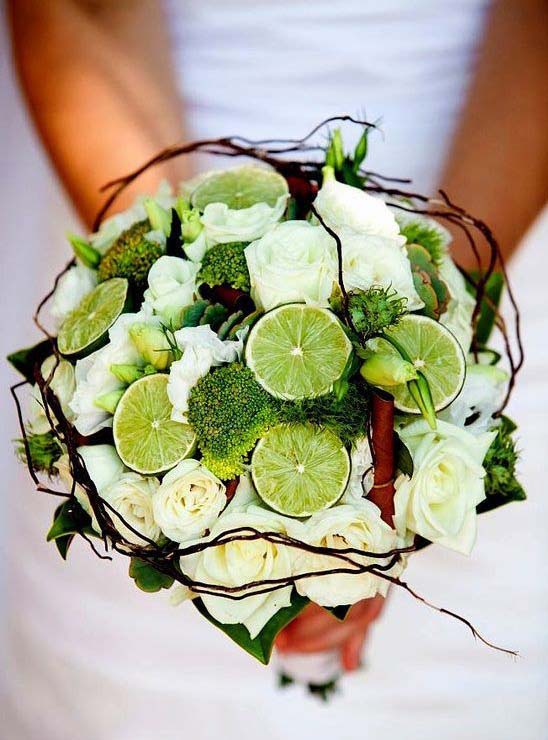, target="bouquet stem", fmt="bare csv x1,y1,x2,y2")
369,390,395,526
